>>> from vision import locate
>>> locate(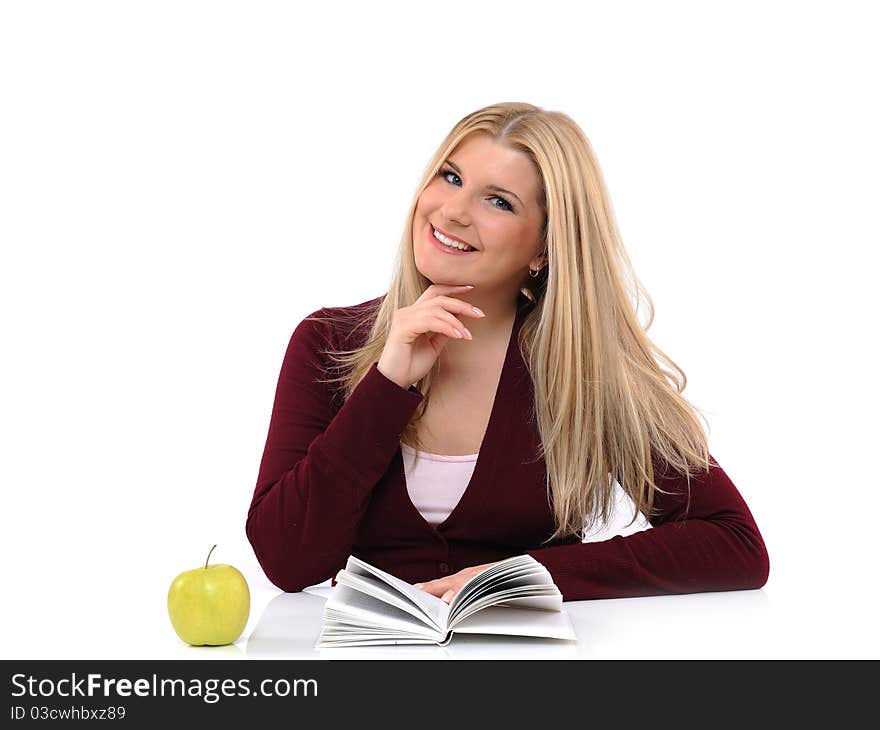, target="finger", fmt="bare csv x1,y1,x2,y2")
414,580,450,598
417,284,474,303
431,313,469,340
425,332,453,354
423,314,467,339
441,589,455,603
395,311,459,346
432,306,481,332
425,298,485,340
433,296,486,320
